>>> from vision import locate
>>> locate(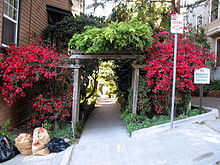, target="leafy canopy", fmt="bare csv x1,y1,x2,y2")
68,21,153,53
